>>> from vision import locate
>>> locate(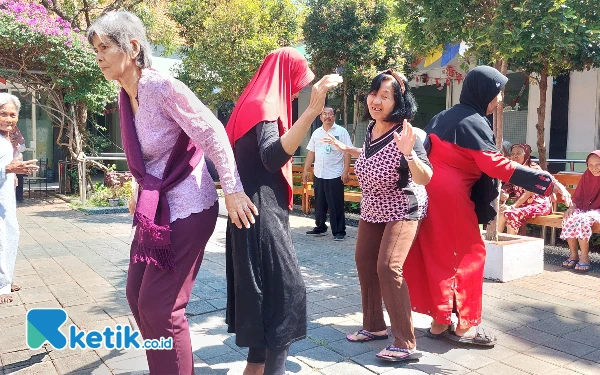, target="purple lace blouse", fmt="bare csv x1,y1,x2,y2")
133,69,243,222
